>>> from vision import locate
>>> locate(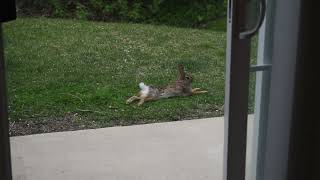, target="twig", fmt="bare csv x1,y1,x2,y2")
9,121,15,128
76,108,105,115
